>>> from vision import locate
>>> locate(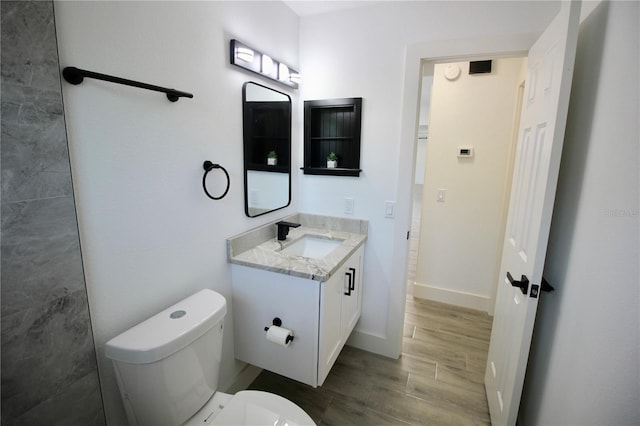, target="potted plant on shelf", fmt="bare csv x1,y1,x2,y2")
327,152,338,168
267,150,277,166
